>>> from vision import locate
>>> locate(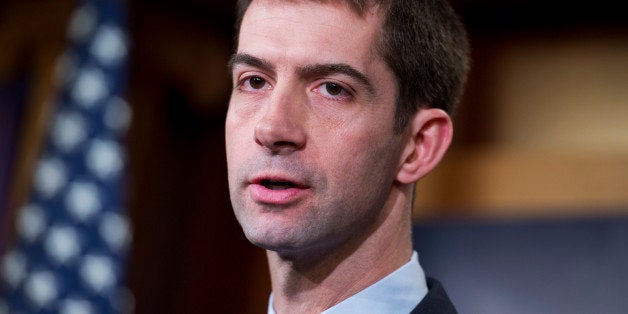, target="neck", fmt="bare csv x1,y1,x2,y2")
267,185,414,314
